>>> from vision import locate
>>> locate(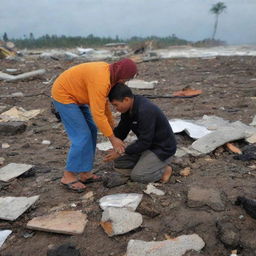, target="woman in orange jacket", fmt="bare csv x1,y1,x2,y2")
51,58,137,192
